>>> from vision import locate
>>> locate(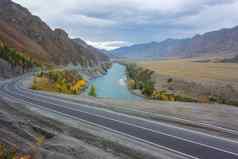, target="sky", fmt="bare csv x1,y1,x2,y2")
13,0,238,50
